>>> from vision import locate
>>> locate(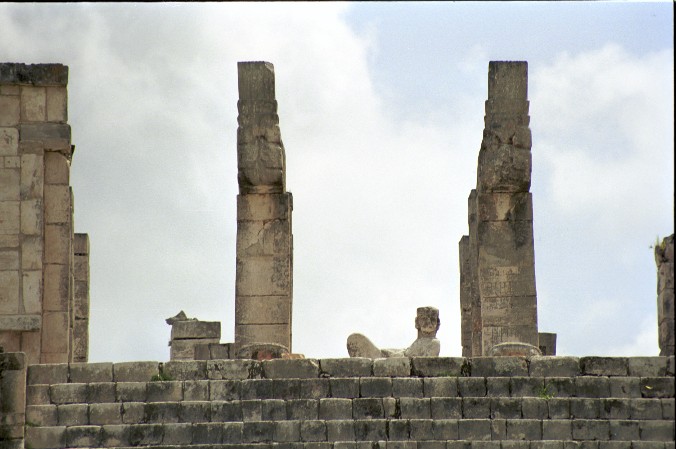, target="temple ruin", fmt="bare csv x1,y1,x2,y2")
0,61,674,449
